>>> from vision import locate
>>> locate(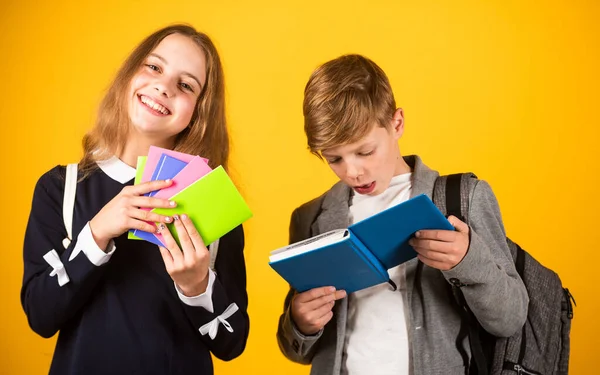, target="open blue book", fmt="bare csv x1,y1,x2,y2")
269,194,454,294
